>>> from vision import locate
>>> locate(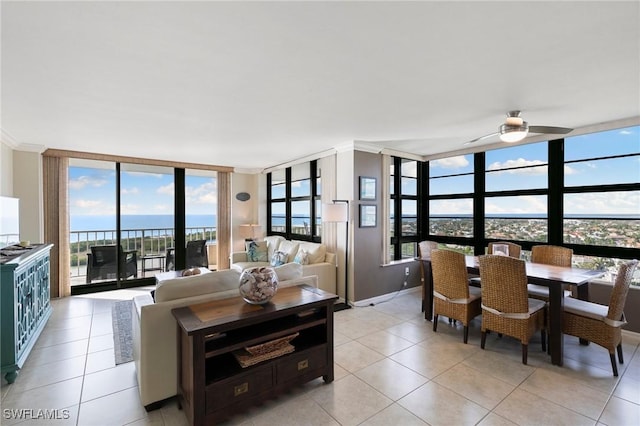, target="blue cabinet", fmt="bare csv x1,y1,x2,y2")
1,244,53,384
